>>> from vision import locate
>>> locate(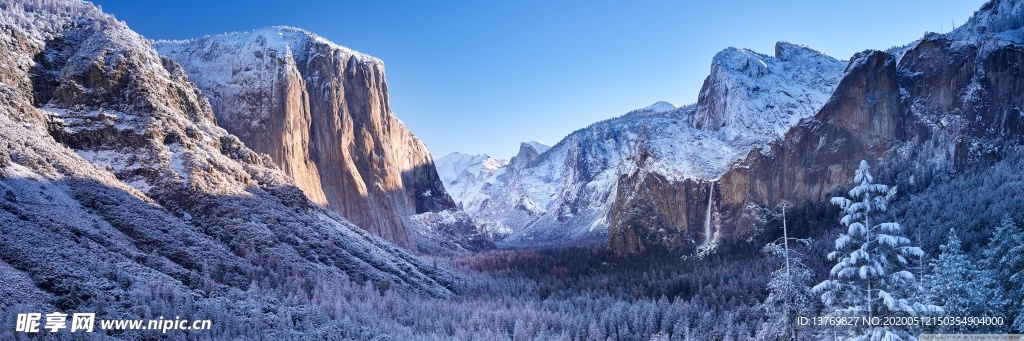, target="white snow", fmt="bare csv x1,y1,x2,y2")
640,101,680,114
153,27,382,133
690,42,845,144
167,143,188,181
43,104,146,134
947,0,1024,46
435,152,509,213
522,141,551,154
442,42,845,244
